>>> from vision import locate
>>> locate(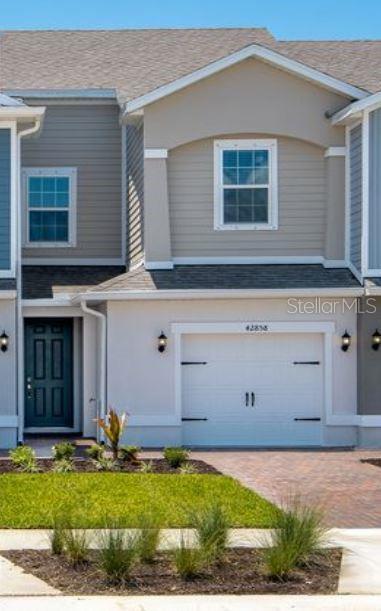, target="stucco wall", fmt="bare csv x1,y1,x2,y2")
107,297,357,446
